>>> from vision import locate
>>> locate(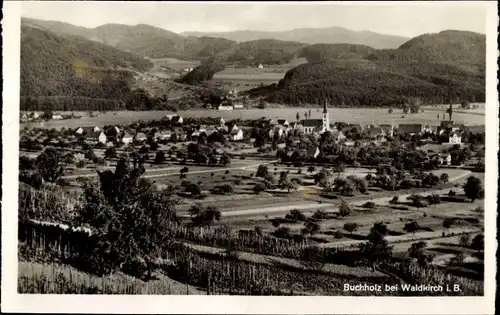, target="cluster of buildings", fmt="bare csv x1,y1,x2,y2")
73,114,246,146
263,100,479,145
